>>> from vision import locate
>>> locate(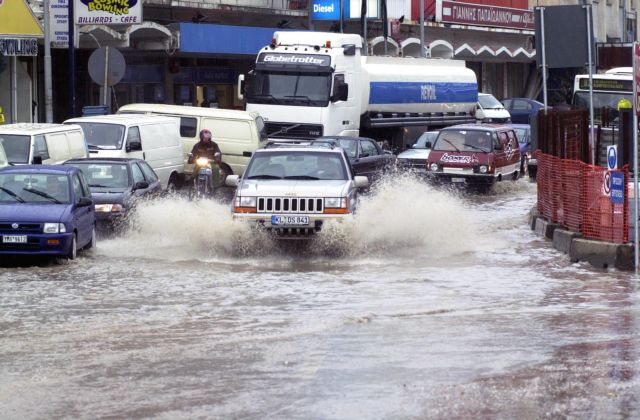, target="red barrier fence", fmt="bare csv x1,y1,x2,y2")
537,152,629,243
